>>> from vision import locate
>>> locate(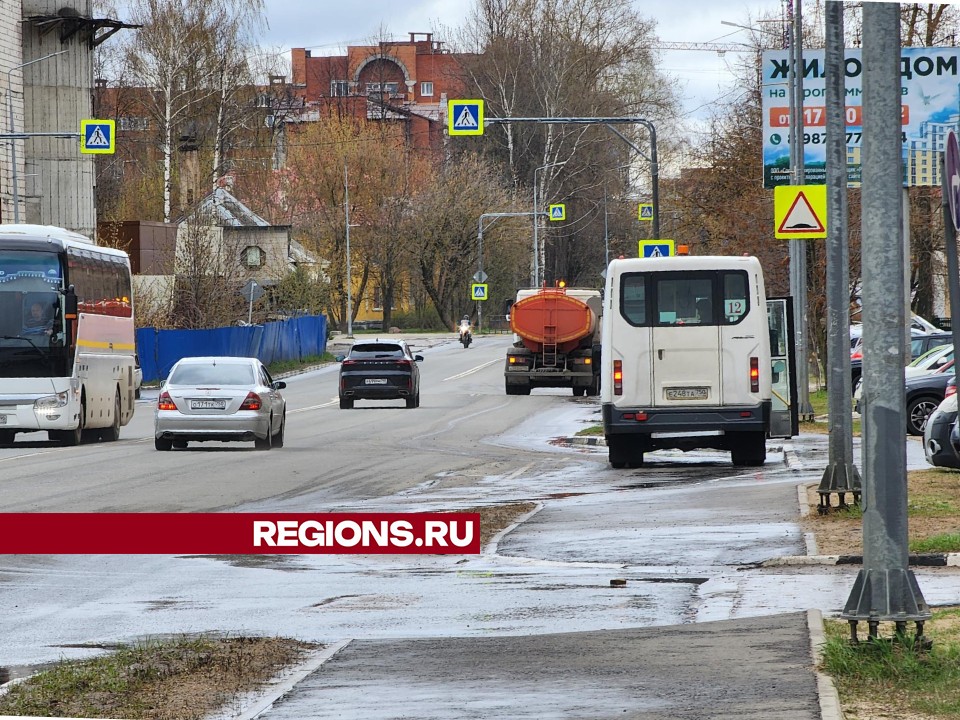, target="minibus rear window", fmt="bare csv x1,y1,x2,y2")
619,270,750,327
